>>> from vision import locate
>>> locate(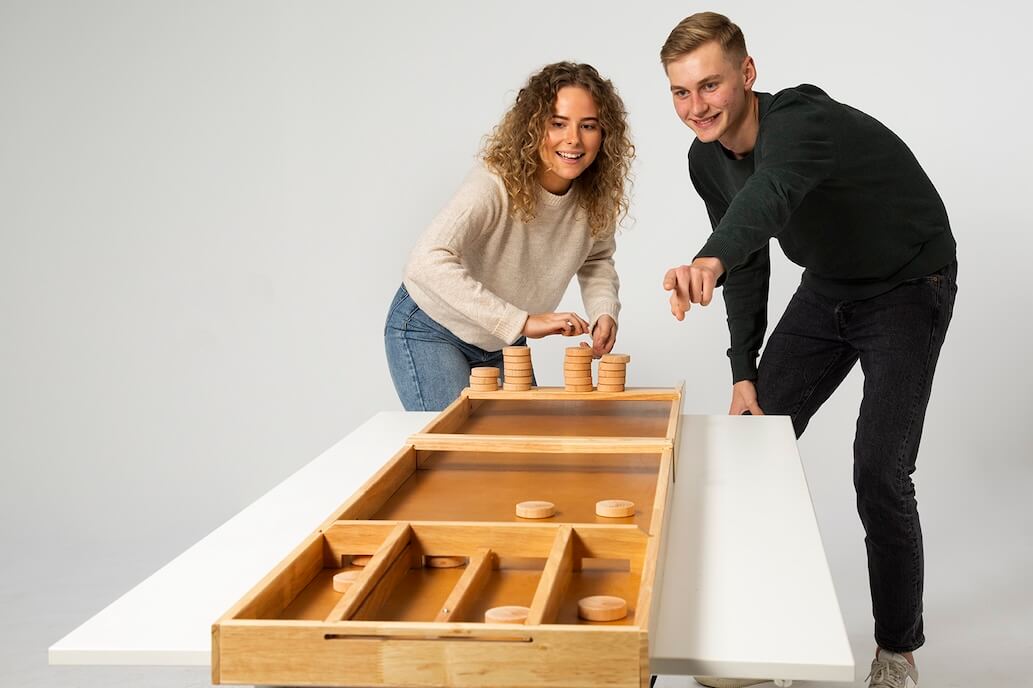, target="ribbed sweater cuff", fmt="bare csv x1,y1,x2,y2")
729,352,758,384
589,302,621,332
492,304,529,345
